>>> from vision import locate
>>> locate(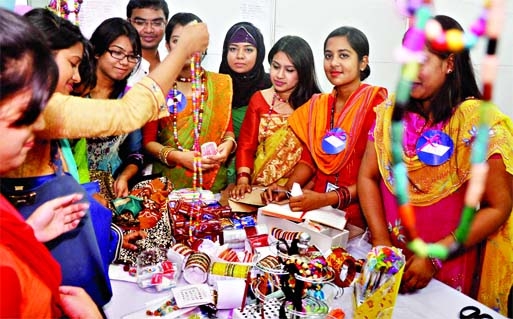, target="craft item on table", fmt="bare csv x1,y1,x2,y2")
390,0,505,260
171,283,214,308
210,261,252,279
233,297,282,319
326,247,359,288
214,278,247,309
282,295,329,318
145,298,179,317
183,251,211,284
111,195,143,223
169,188,216,204
355,246,405,304
256,255,282,272
218,247,240,263
260,203,346,230
247,234,270,253
201,141,218,156
290,182,303,197
328,308,346,319
136,248,179,292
